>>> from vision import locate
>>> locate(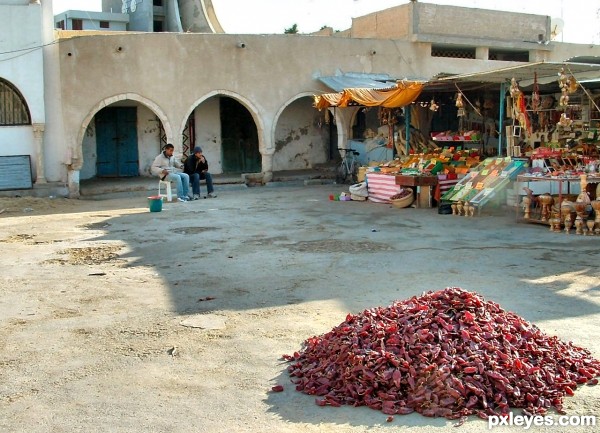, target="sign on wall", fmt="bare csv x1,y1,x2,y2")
0,155,33,191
